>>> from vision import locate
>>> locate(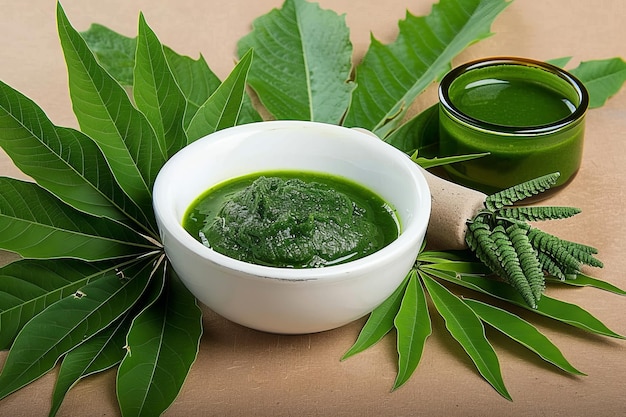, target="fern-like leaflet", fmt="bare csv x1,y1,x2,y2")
491,224,538,307
497,206,581,222
507,224,544,302
466,173,603,307
484,172,560,210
